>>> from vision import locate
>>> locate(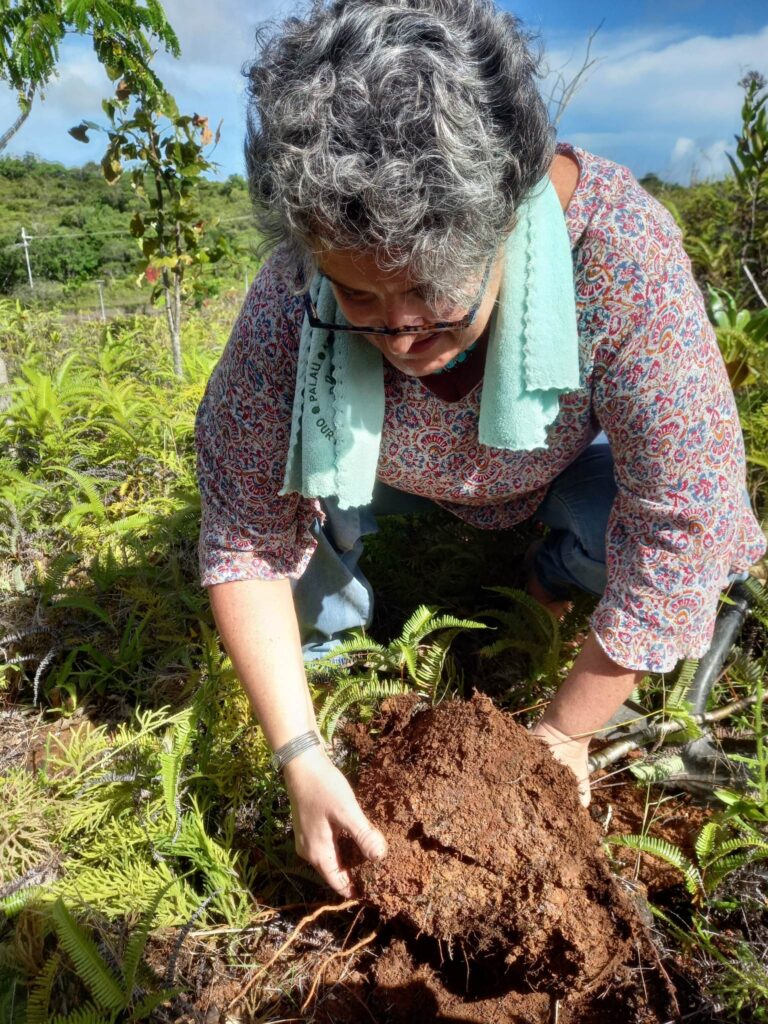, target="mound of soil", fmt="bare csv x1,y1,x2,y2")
345,694,674,1022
